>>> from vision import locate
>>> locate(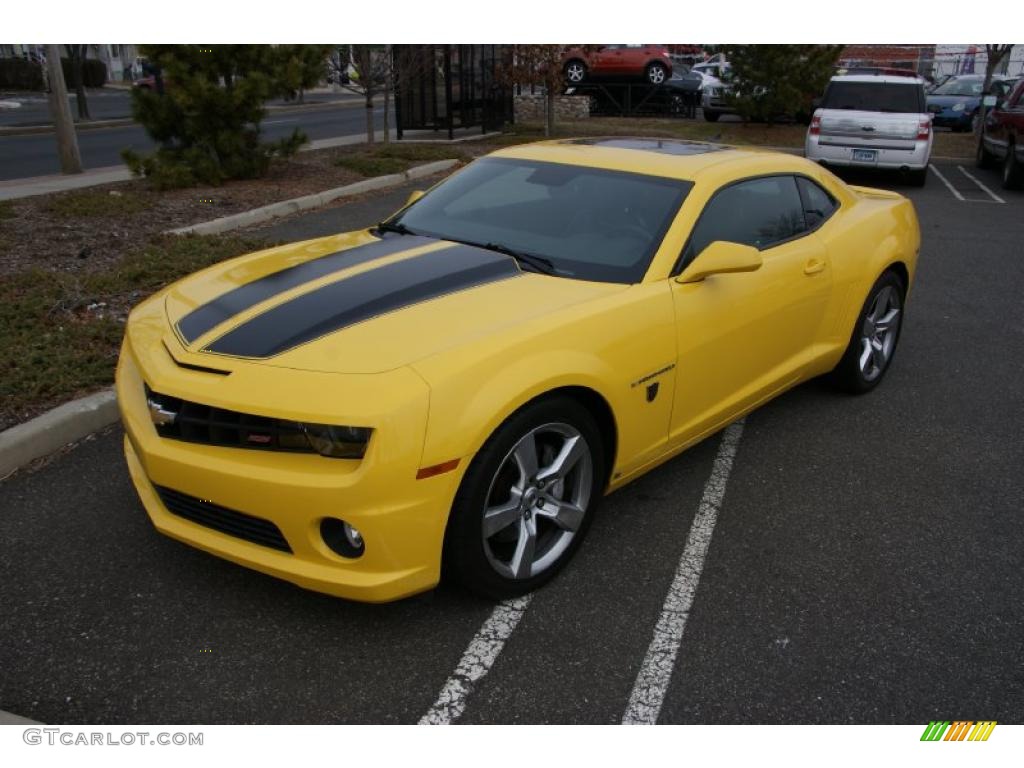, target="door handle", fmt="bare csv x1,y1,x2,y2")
803,258,826,275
